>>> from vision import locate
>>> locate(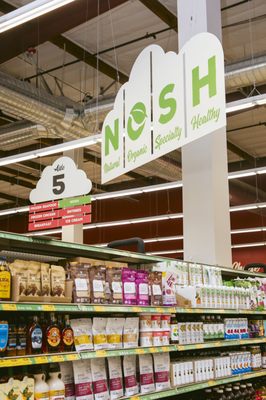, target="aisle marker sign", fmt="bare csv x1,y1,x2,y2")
101,32,226,183
28,156,92,232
